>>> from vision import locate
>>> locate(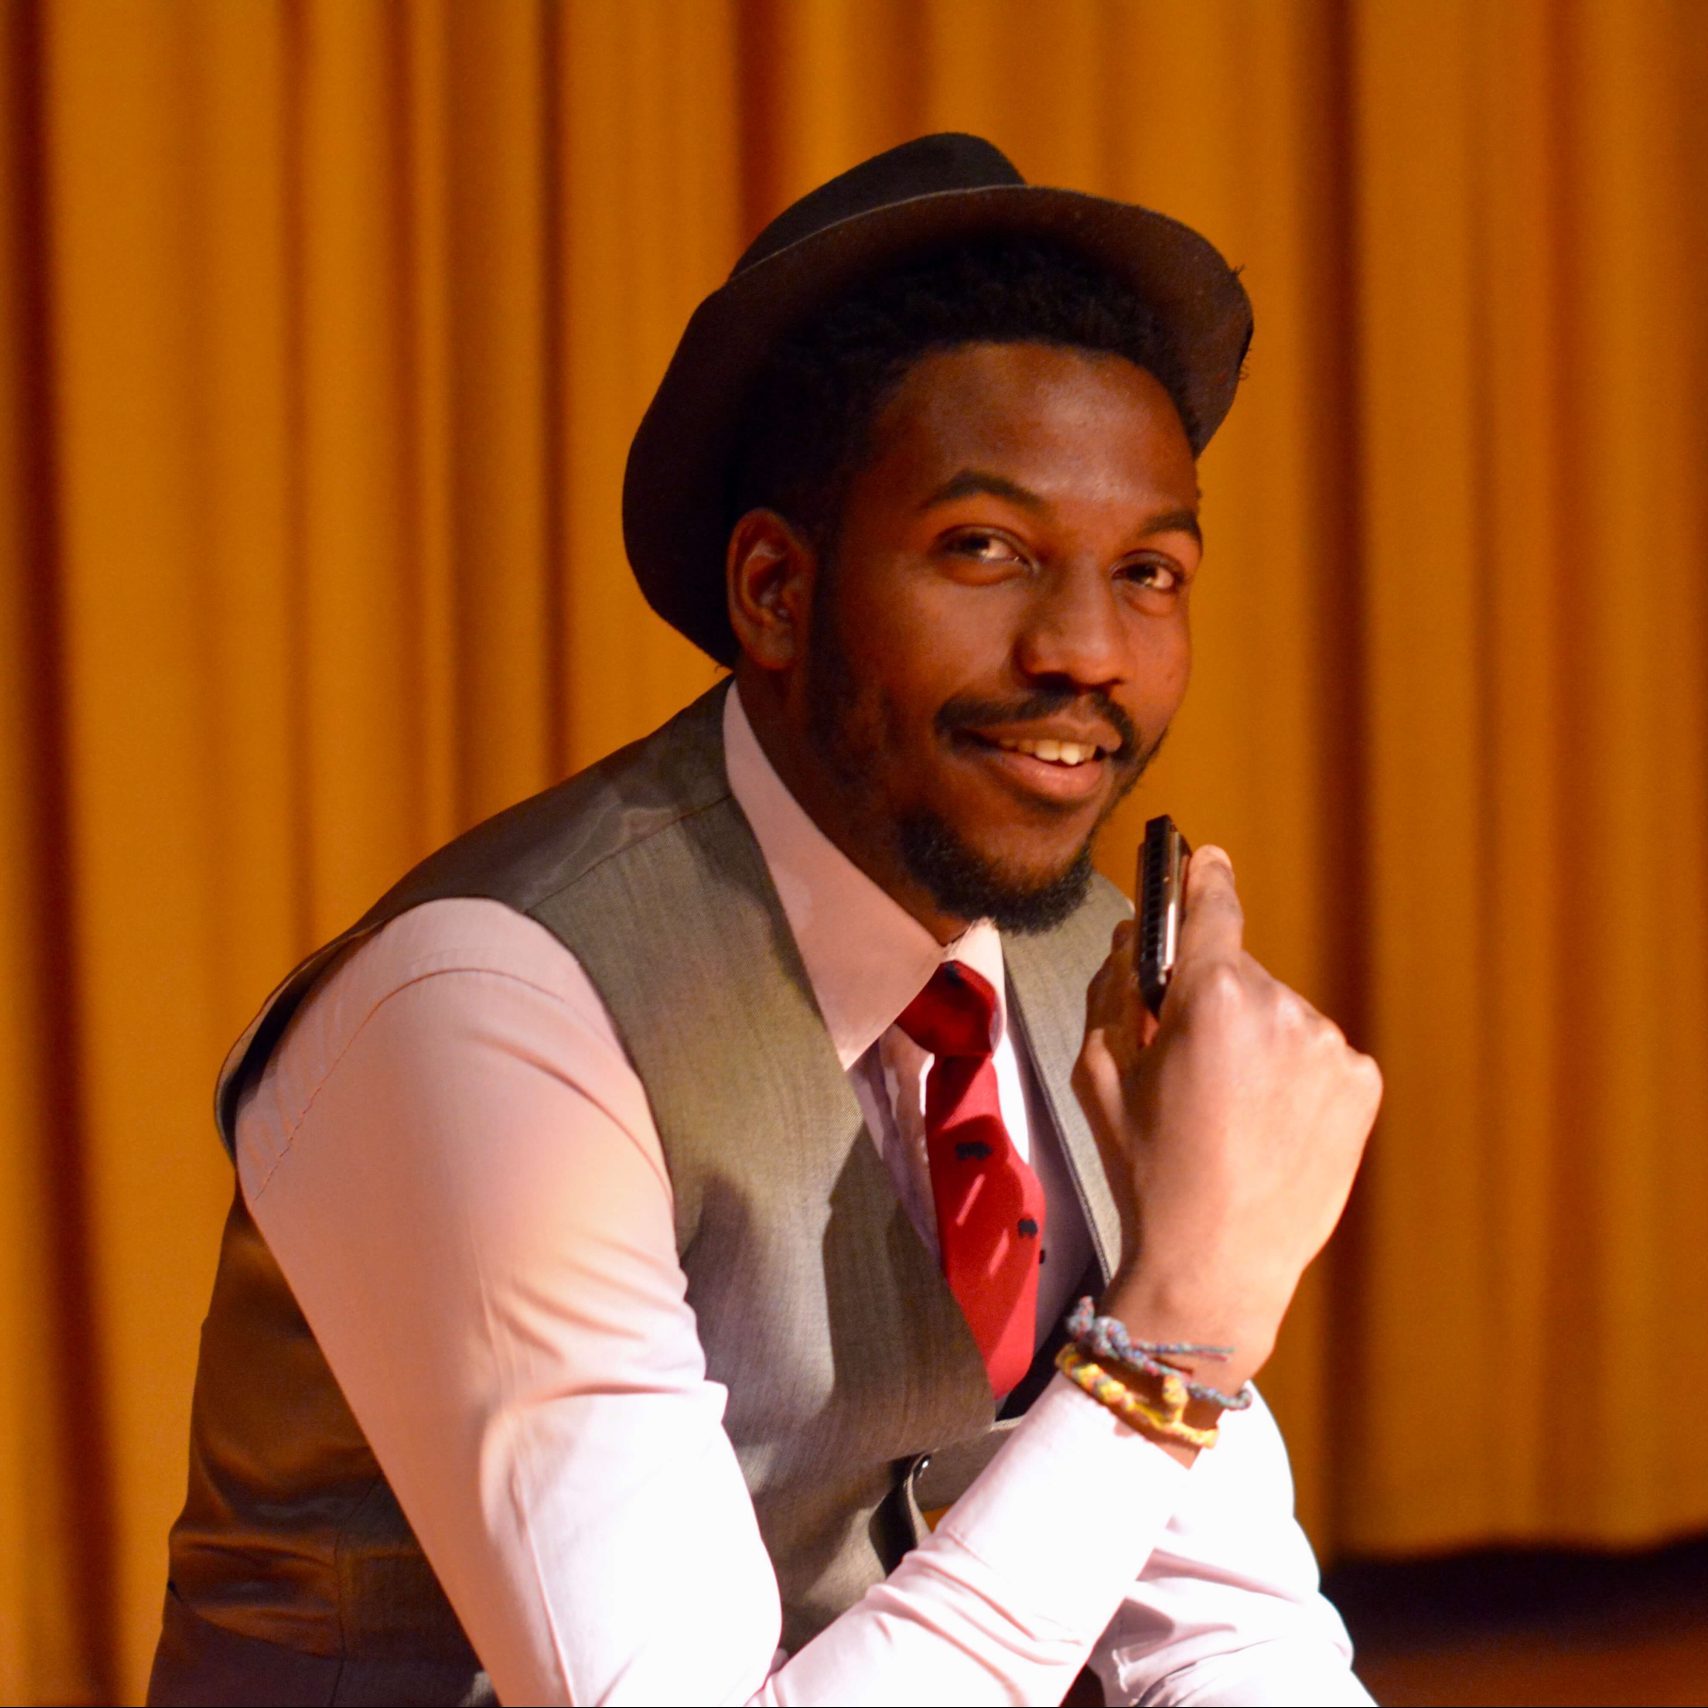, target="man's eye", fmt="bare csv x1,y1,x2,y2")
1123,558,1185,593
947,531,1023,565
